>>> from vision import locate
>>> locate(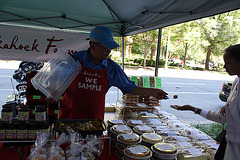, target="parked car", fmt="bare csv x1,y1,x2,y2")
219,81,232,102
